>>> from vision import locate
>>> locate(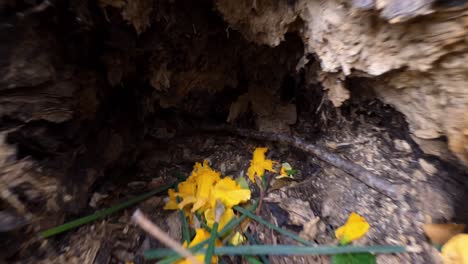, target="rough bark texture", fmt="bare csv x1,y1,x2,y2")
215,0,468,165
